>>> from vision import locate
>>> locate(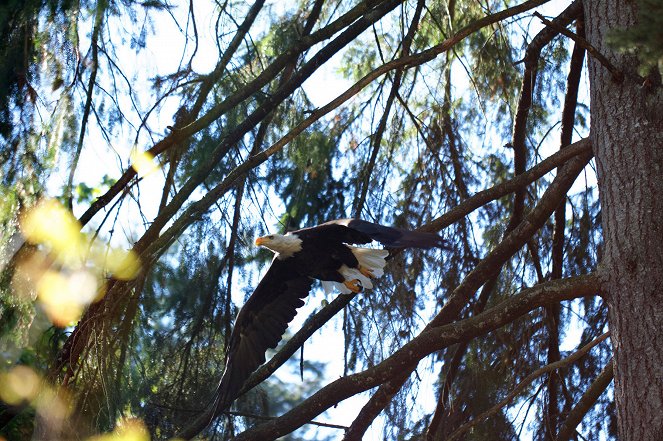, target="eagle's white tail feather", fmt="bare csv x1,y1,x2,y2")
321,246,389,294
